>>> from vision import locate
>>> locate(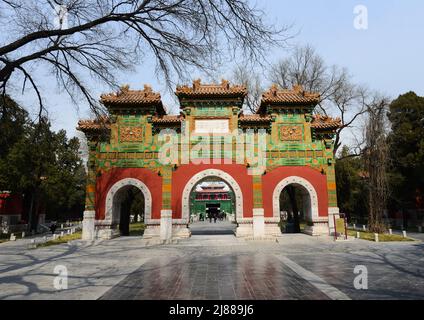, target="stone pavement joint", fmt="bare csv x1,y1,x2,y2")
274,254,351,300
